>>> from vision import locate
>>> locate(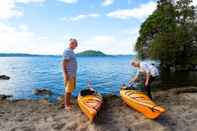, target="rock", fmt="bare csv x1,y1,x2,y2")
186,64,193,71
175,65,182,71
0,94,12,100
52,122,65,130
192,65,197,71
175,65,191,71
0,75,10,80
32,88,53,96
38,99,49,105
57,96,64,102
170,66,176,72
161,63,197,71
11,126,35,131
